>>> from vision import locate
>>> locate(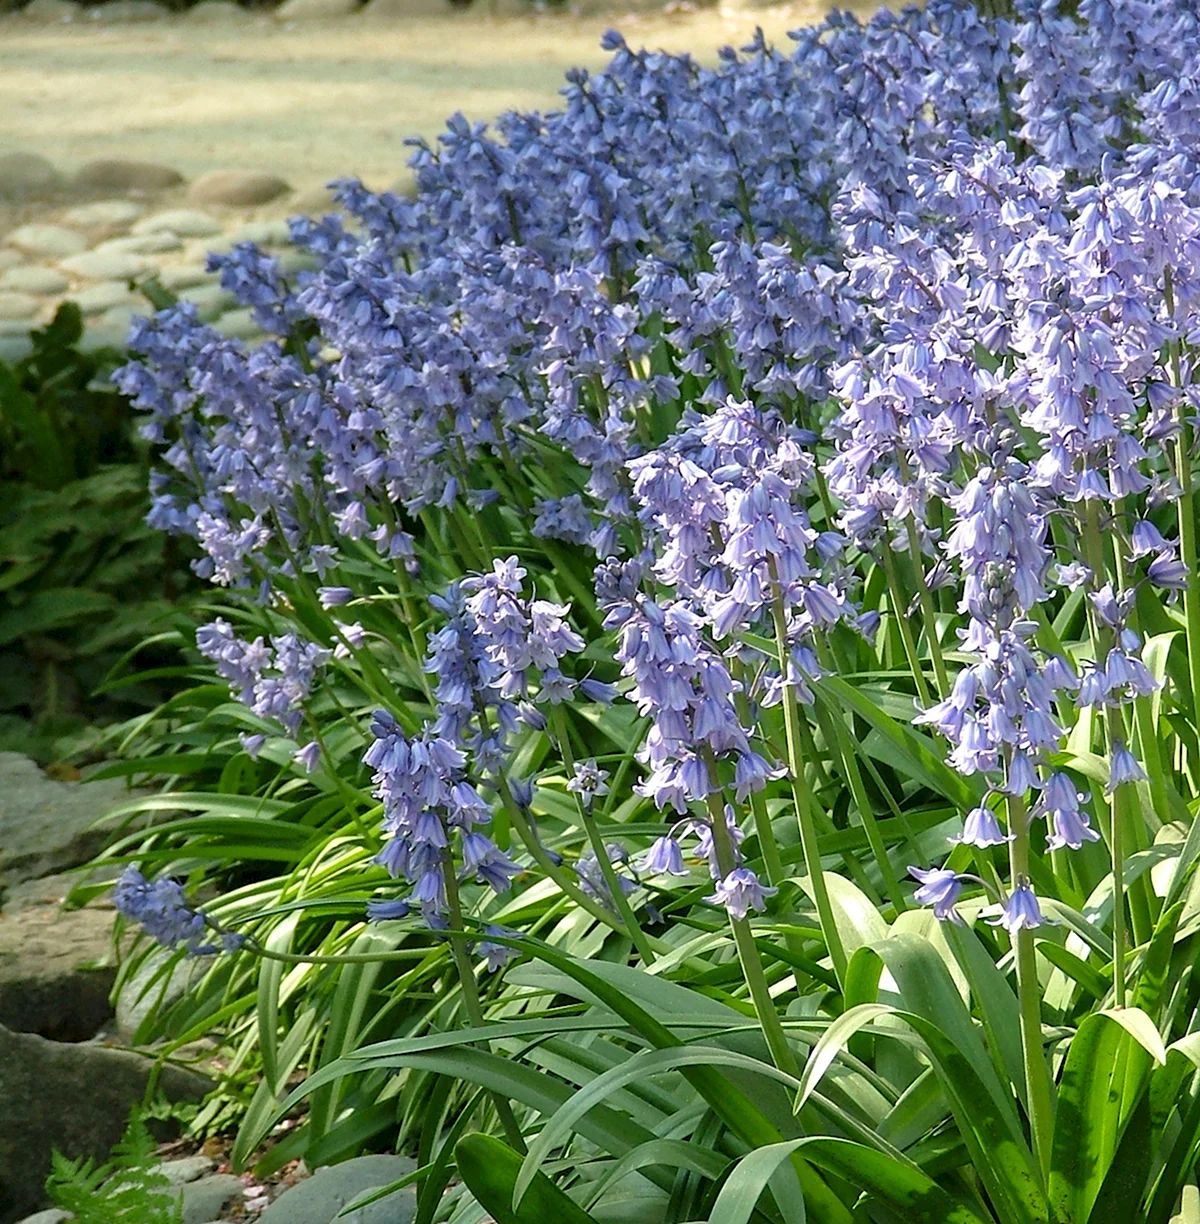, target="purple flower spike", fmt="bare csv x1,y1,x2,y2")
908,866,965,924
367,898,412,922
113,866,233,956
706,867,777,921
992,881,1046,932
